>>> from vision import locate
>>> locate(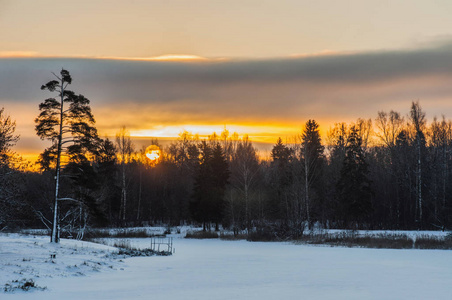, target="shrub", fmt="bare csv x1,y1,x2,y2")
185,230,219,239
415,235,452,250
219,233,247,240
247,228,277,242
